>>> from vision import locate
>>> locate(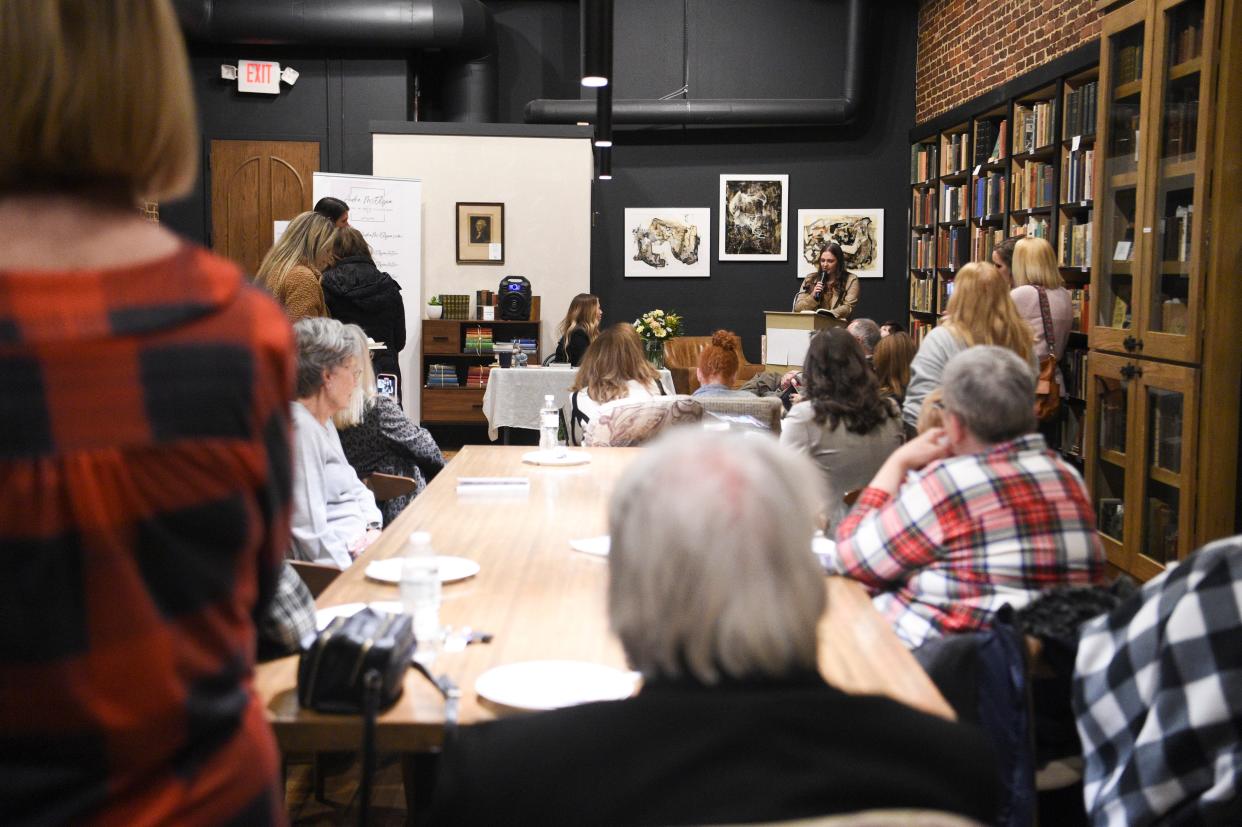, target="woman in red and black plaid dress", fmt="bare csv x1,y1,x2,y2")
0,2,293,824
